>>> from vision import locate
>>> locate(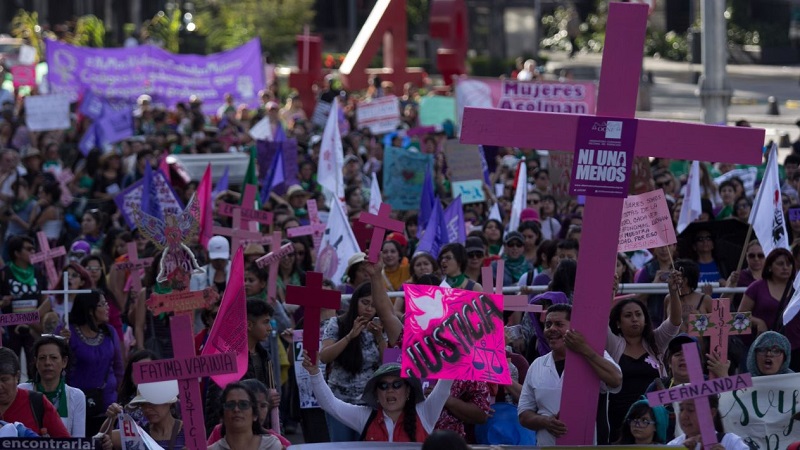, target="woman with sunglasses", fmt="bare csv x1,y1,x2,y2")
19,335,86,437
208,383,283,450
207,379,290,448
492,232,533,286
302,353,454,442
438,243,482,291
614,399,668,445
